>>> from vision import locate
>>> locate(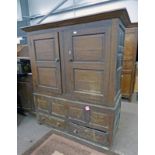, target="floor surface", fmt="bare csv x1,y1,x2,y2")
17,98,138,155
